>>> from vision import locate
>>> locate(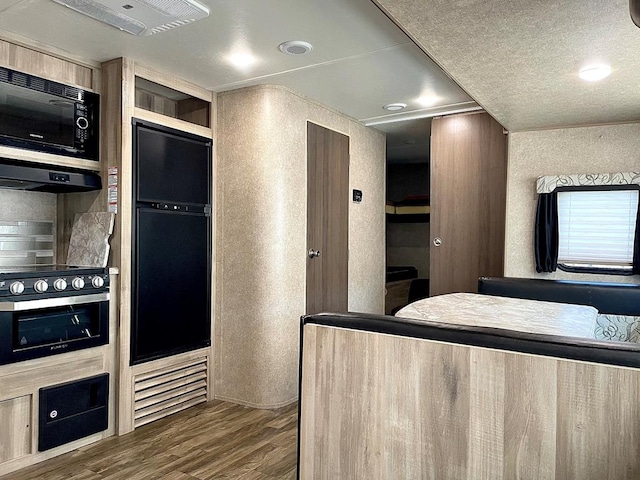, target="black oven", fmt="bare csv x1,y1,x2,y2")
0,294,109,365
0,266,110,365
0,66,99,160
